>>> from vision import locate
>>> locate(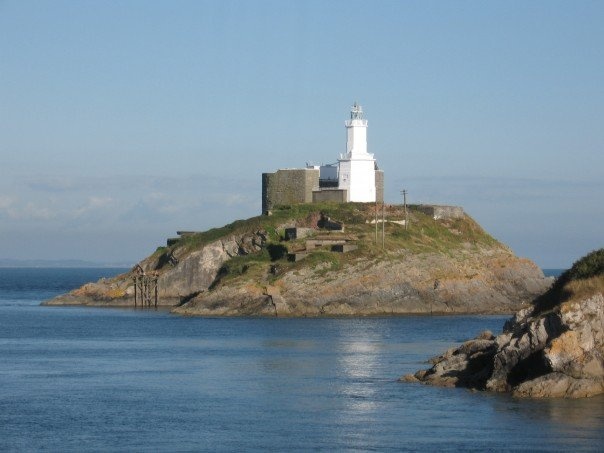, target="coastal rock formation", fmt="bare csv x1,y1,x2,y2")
46,230,268,306
45,204,552,316
403,249,604,398
174,248,547,317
